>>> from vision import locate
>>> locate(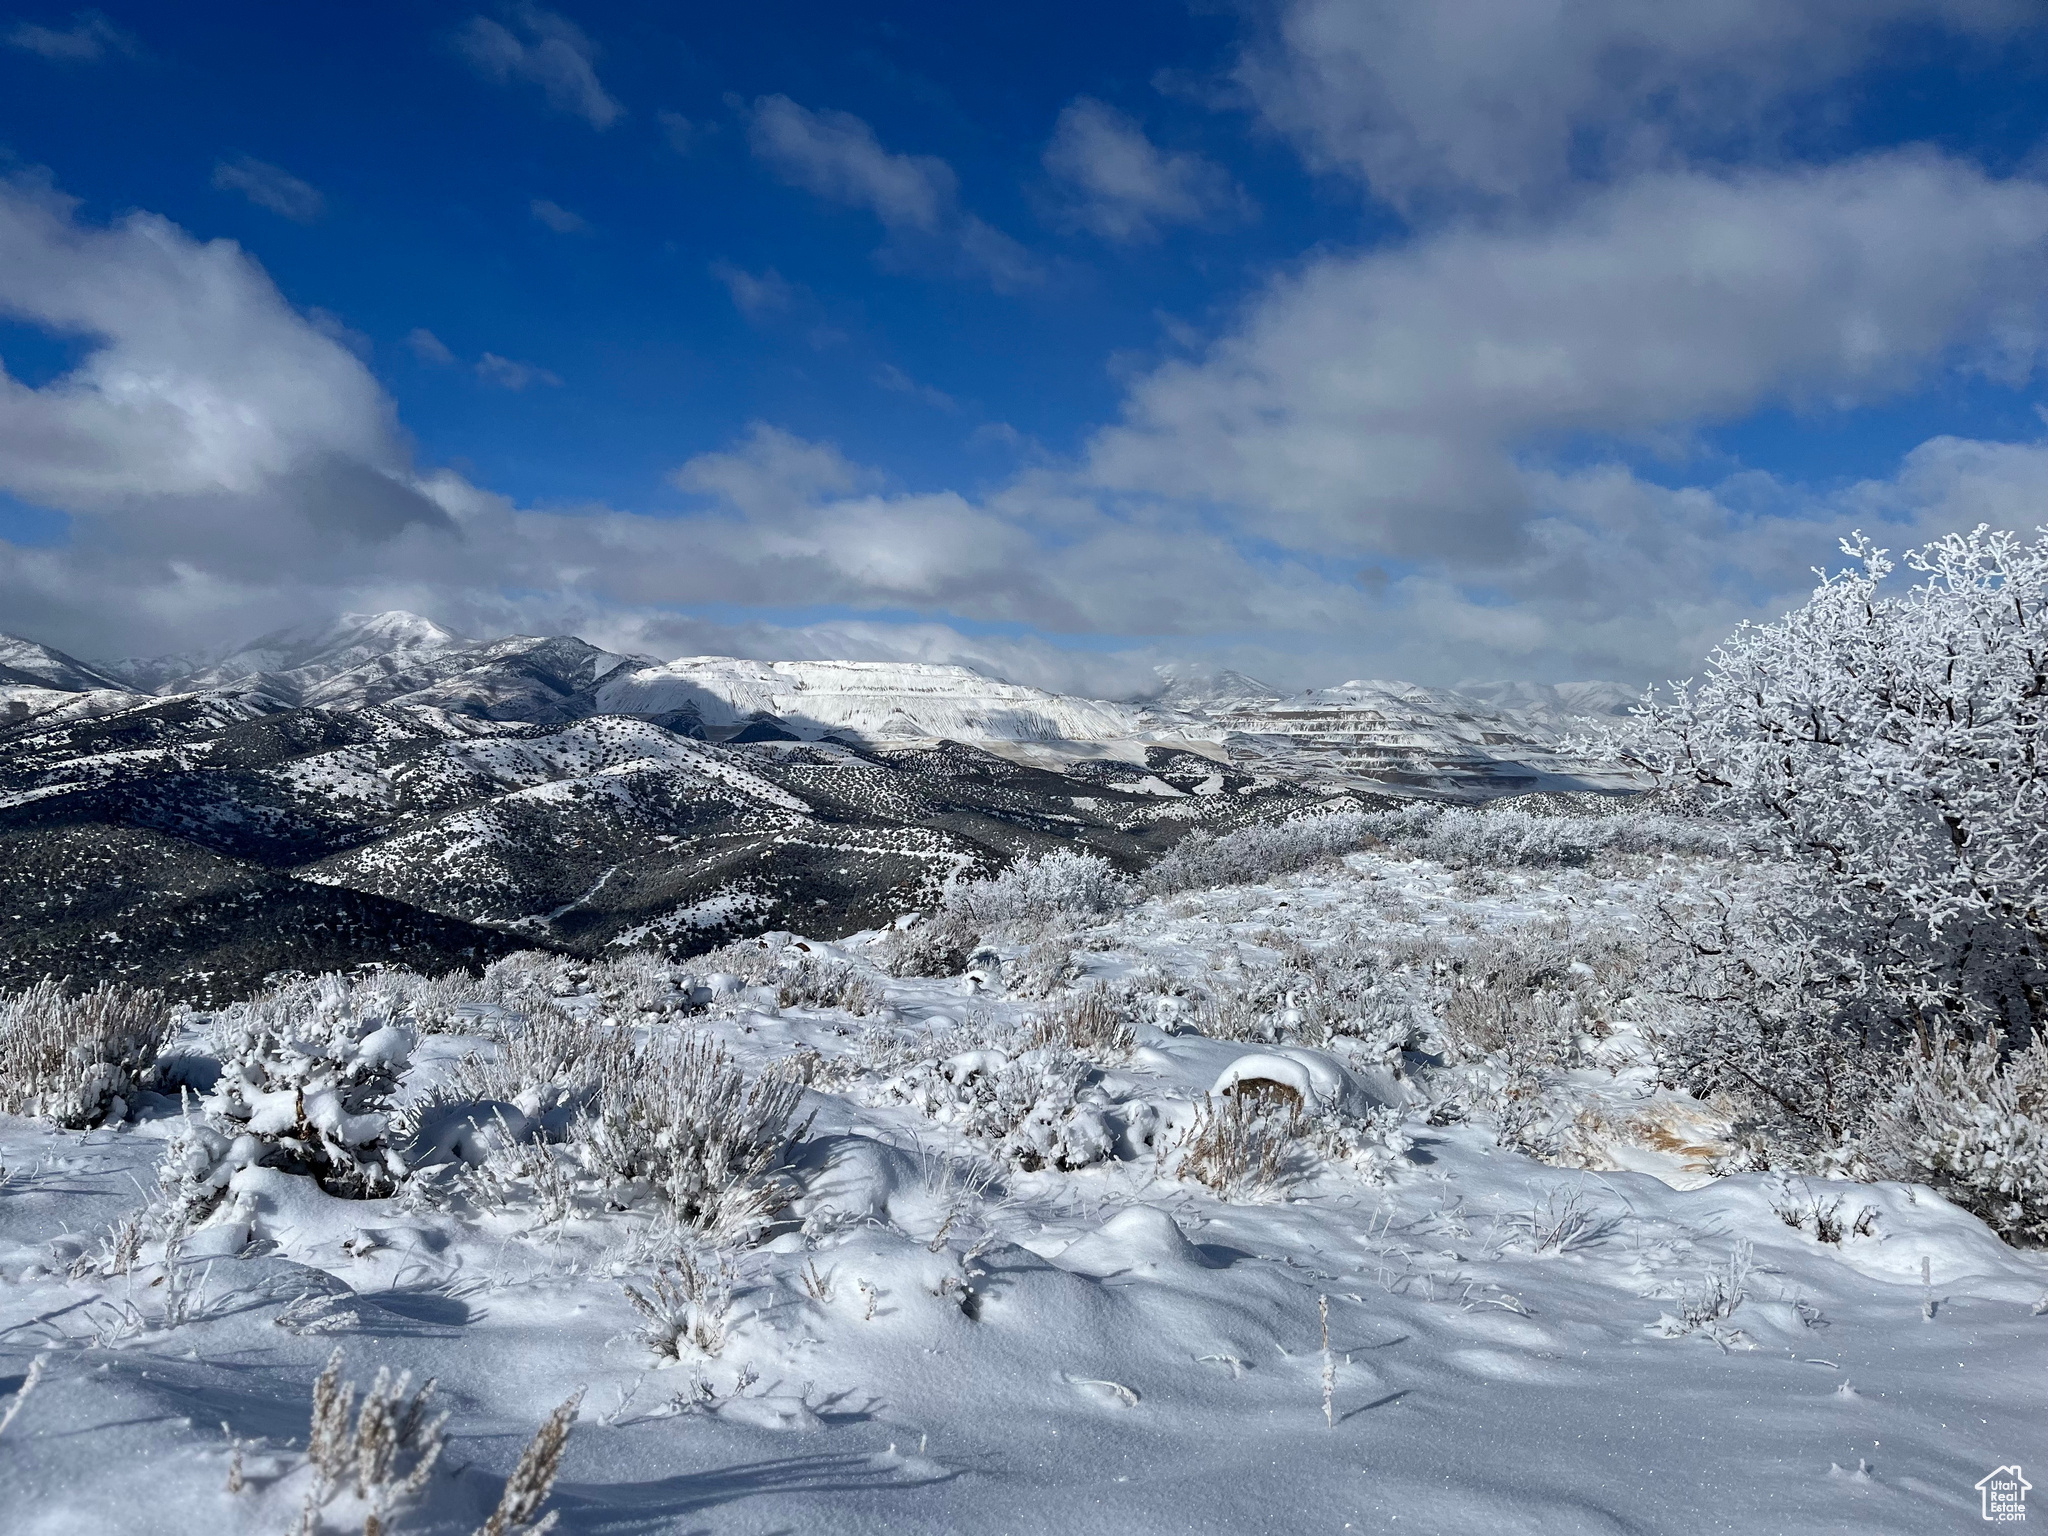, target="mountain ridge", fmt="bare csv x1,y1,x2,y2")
0,612,1644,996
